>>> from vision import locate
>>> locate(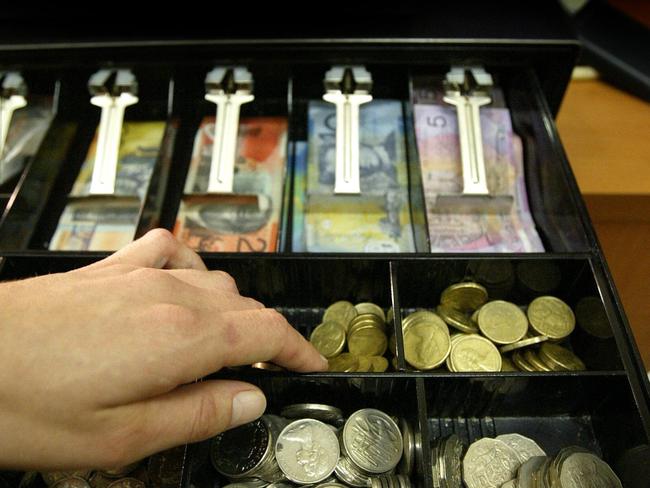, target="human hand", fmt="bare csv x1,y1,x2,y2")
0,229,327,470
